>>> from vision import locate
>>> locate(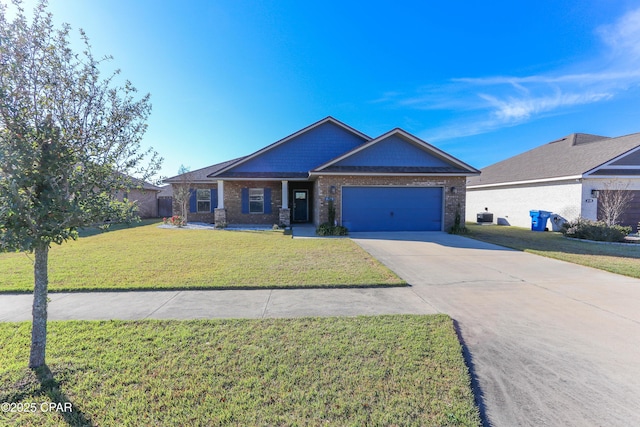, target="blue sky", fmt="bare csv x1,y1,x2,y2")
9,0,640,180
